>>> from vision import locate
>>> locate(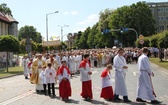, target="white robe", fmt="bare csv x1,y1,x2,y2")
39,71,47,84
137,53,155,100
76,55,81,70
36,60,44,90
101,72,112,88
45,67,56,84
58,68,70,84
22,58,30,76
56,55,61,67
69,56,76,74
113,54,128,96
80,63,91,82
